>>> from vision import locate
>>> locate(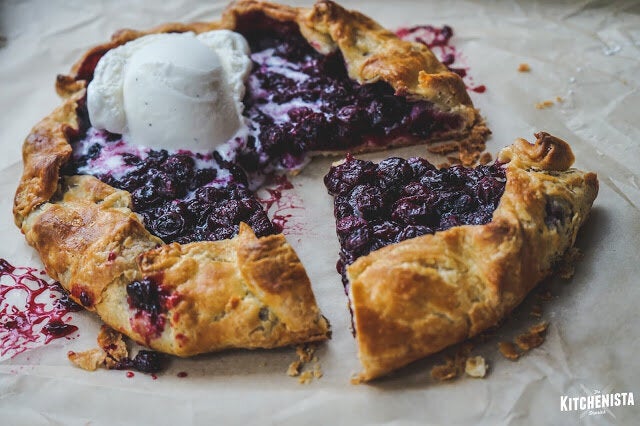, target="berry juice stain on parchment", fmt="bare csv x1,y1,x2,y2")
396,25,486,93
0,258,81,361
258,174,306,236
